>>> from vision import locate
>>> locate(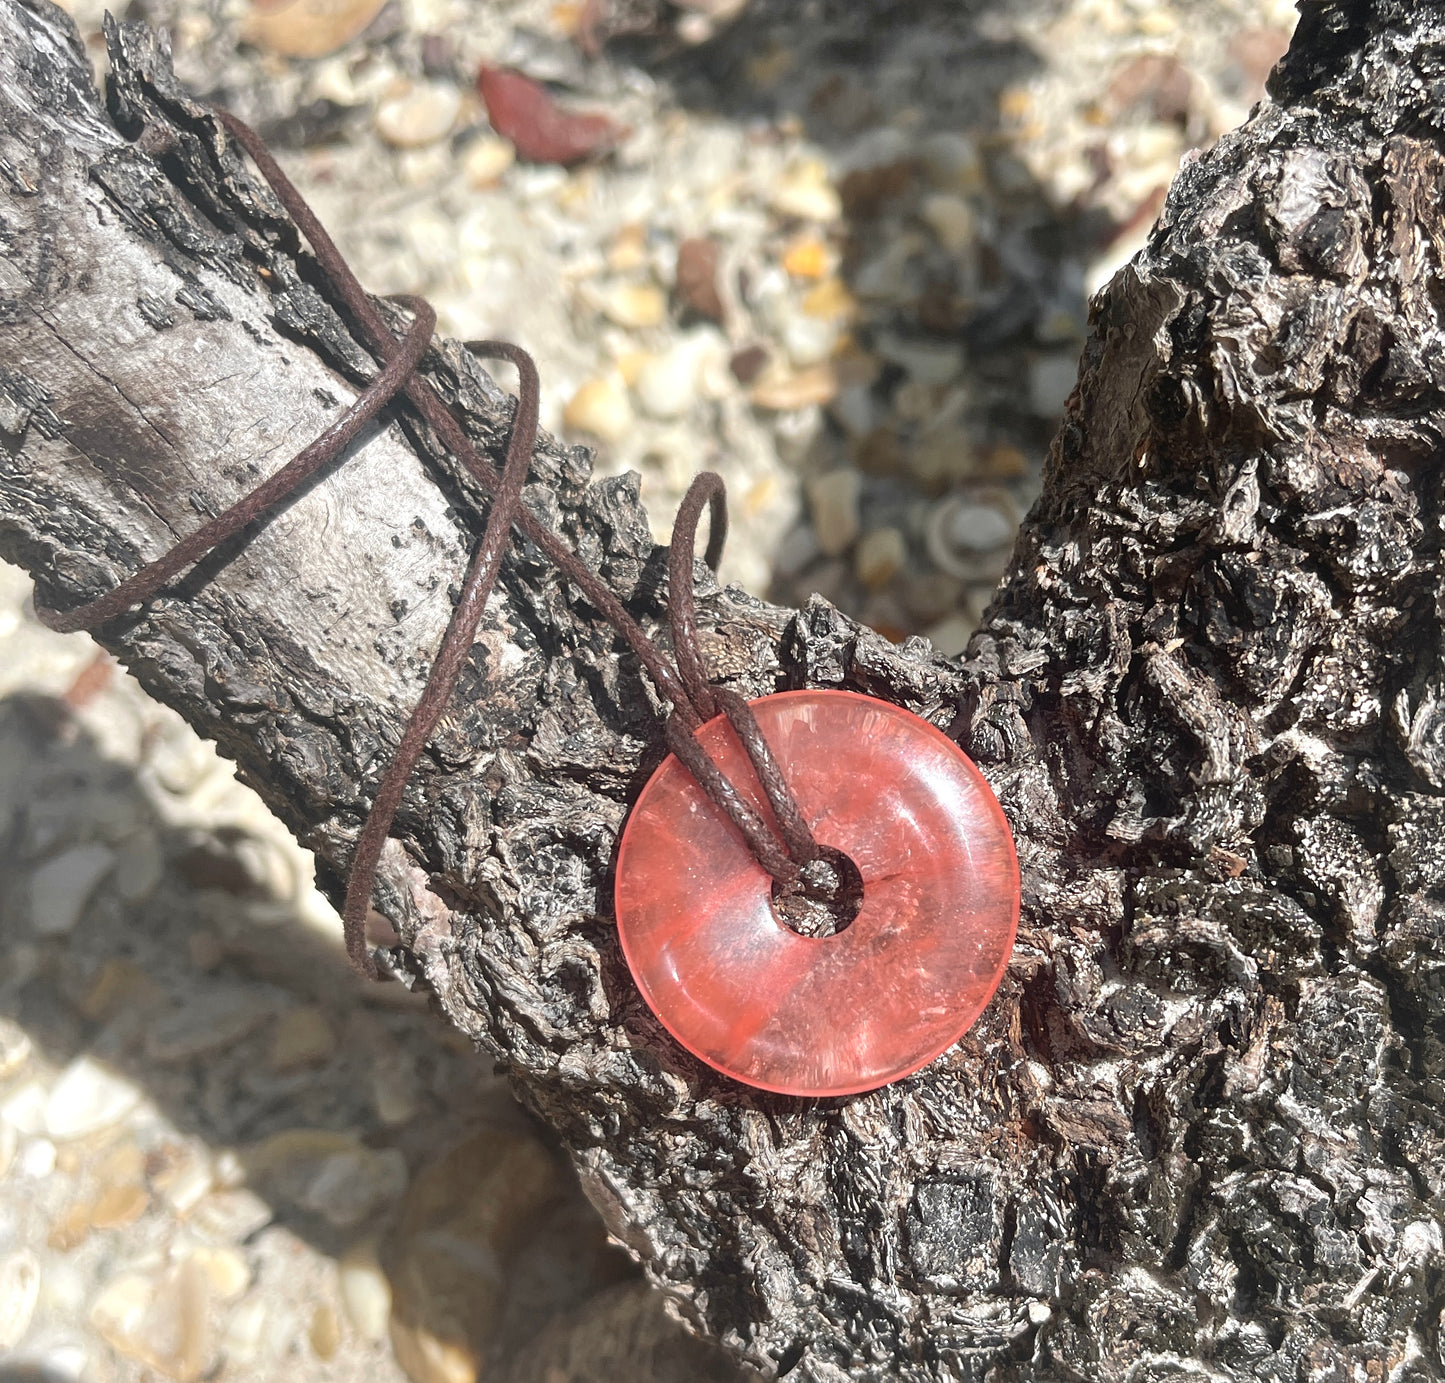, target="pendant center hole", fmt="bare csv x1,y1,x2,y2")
771,846,864,938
